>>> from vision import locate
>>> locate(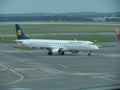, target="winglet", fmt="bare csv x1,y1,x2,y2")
15,24,29,39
